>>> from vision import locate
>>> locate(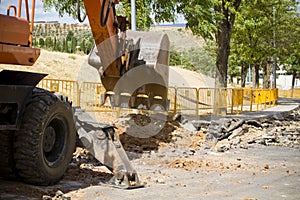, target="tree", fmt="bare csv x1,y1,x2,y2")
80,39,86,53
153,0,242,88
231,0,299,89
230,0,274,88
118,0,153,30
39,38,45,47
71,37,77,53
62,38,68,52
45,37,53,49
278,3,300,93
66,30,74,41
